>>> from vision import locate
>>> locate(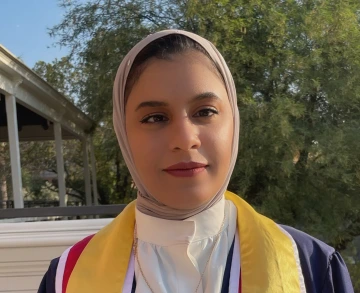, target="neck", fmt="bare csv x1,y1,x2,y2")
136,191,224,220
135,198,226,245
